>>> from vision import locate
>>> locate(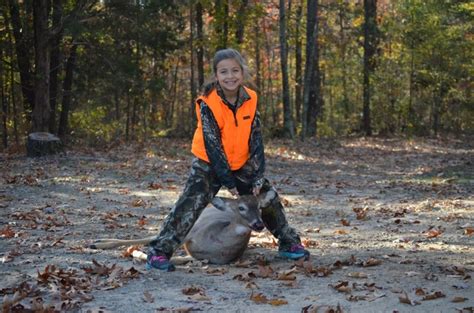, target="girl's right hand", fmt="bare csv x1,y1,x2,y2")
228,187,239,197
